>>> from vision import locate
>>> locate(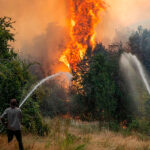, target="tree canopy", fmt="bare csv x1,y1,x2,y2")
71,44,134,125
0,17,48,135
